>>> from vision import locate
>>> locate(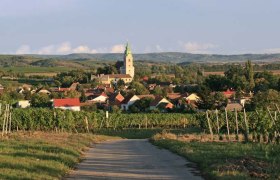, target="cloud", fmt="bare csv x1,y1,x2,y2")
73,45,91,53
36,45,55,54
110,44,125,53
155,45,163,52
90,49,99,53
182,42,217,54
16,45,31,54
14,42,129,54
264,48,280,54
56,42,72,54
